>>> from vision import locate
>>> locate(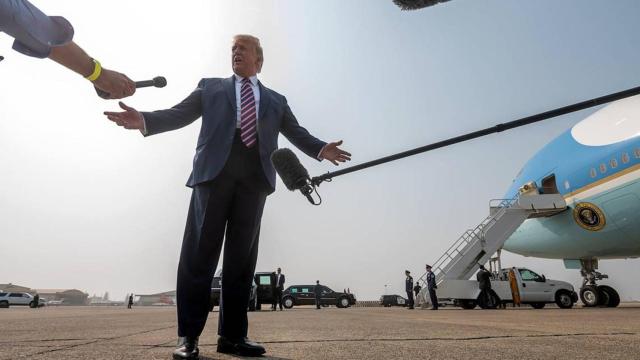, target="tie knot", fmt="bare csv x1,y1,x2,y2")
242,78,252,86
